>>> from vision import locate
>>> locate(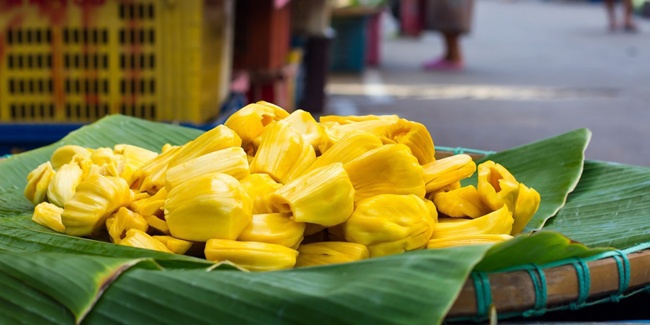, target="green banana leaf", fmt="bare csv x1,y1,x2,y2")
543,160,650,248
474,231,611,272
0,115,645,323
462,128,591,232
